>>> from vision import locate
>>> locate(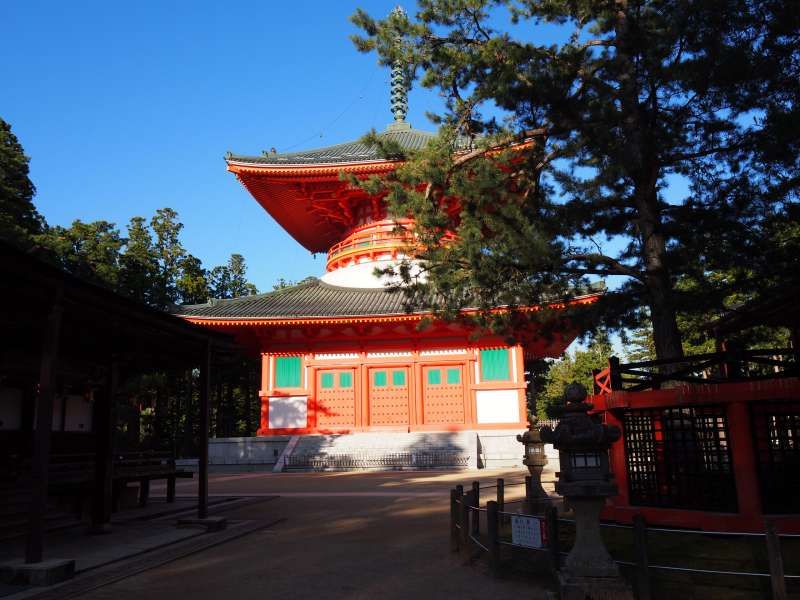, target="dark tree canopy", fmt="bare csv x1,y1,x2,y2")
351,0,800,360
0,117,44,247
